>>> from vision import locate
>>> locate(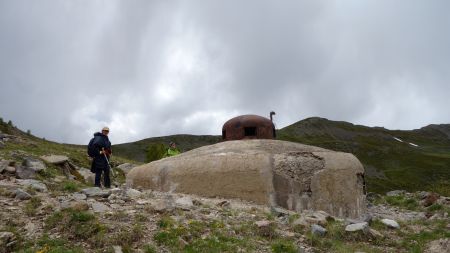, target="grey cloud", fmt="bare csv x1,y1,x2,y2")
1,0,449,144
